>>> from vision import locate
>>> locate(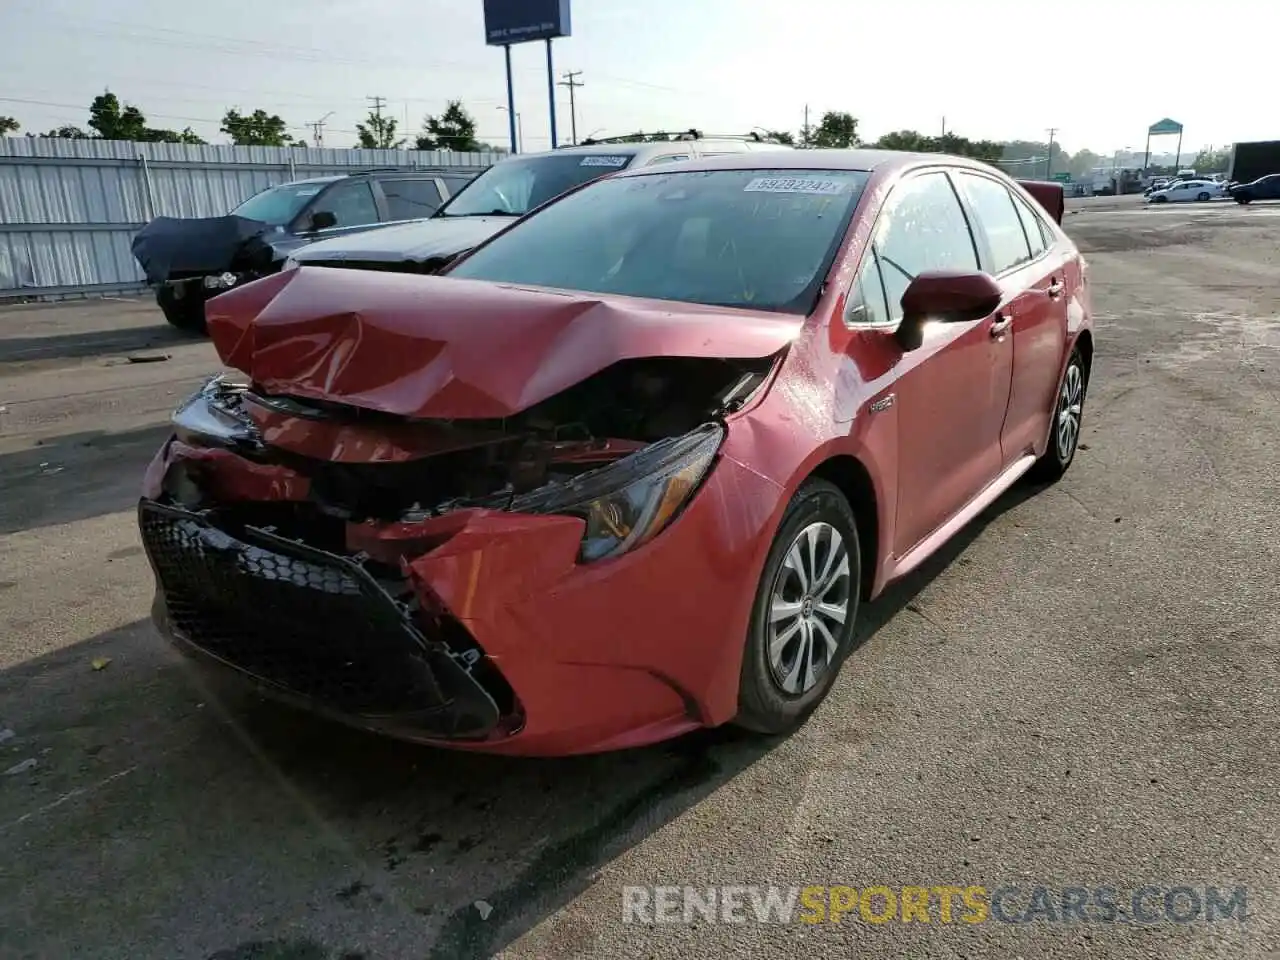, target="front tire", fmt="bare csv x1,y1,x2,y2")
734,479,861,735
1236,195,1251,205
1197,192,1210,201
155,284,207,334
1029,347,1087,484
1154,195,1169,203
